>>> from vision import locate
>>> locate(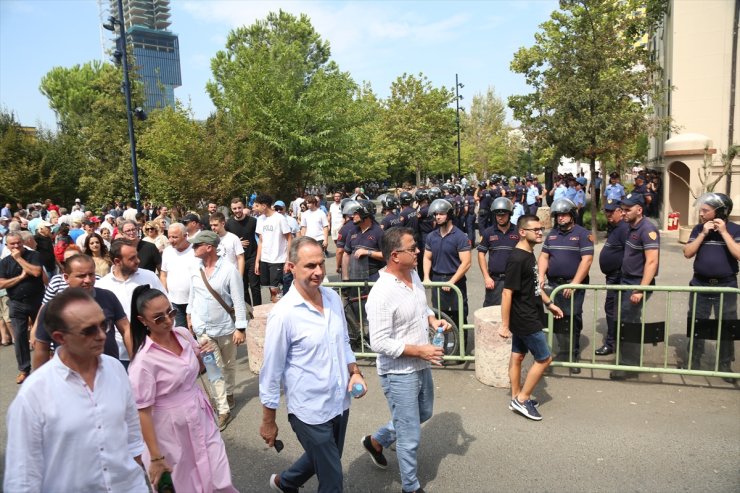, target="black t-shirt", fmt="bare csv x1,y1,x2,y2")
504,247,546,336
137,240,161,273
34,234,56,271
0,250,45,303
225,215,258,258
